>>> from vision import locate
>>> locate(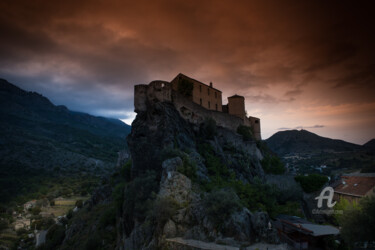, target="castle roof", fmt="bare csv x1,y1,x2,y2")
334,176,375,197
228,94,244,99
173,73,222,93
